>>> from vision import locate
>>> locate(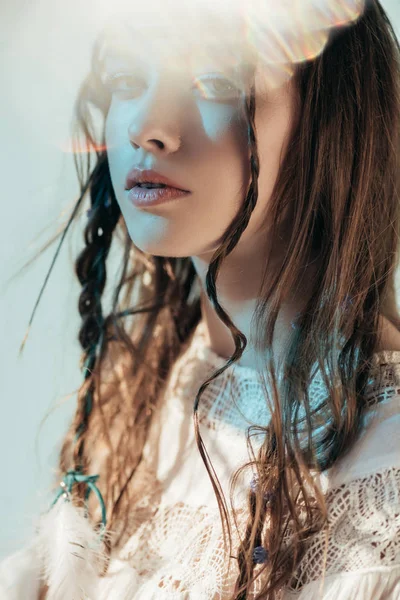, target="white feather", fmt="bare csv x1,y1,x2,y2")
96,559,140,600
34,496,109,600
